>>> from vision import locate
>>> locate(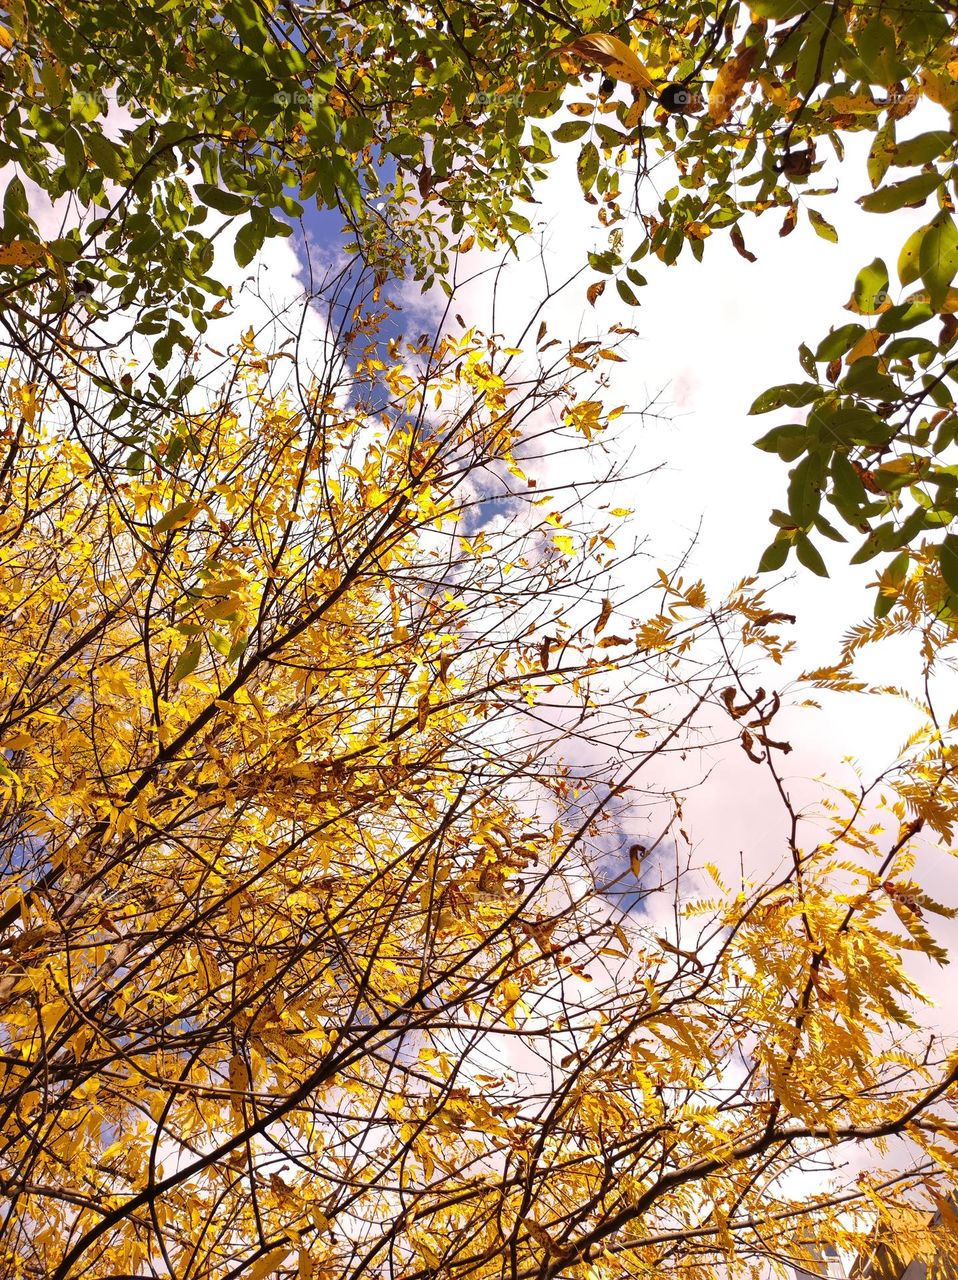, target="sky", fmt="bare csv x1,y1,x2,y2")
352,105,958,1016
